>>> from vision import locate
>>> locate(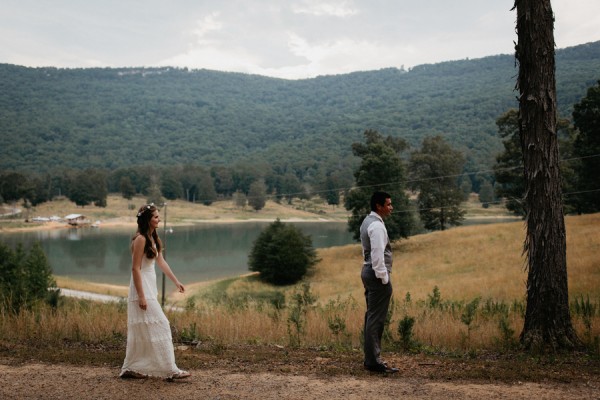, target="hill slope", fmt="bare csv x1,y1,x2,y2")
1,41,599,175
